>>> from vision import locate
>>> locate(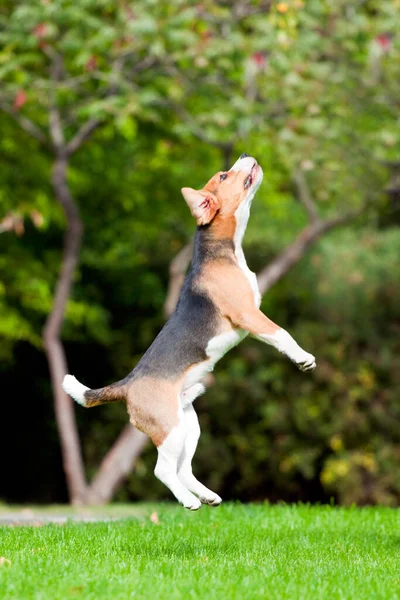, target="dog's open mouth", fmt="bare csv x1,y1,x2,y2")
244,163,258,190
